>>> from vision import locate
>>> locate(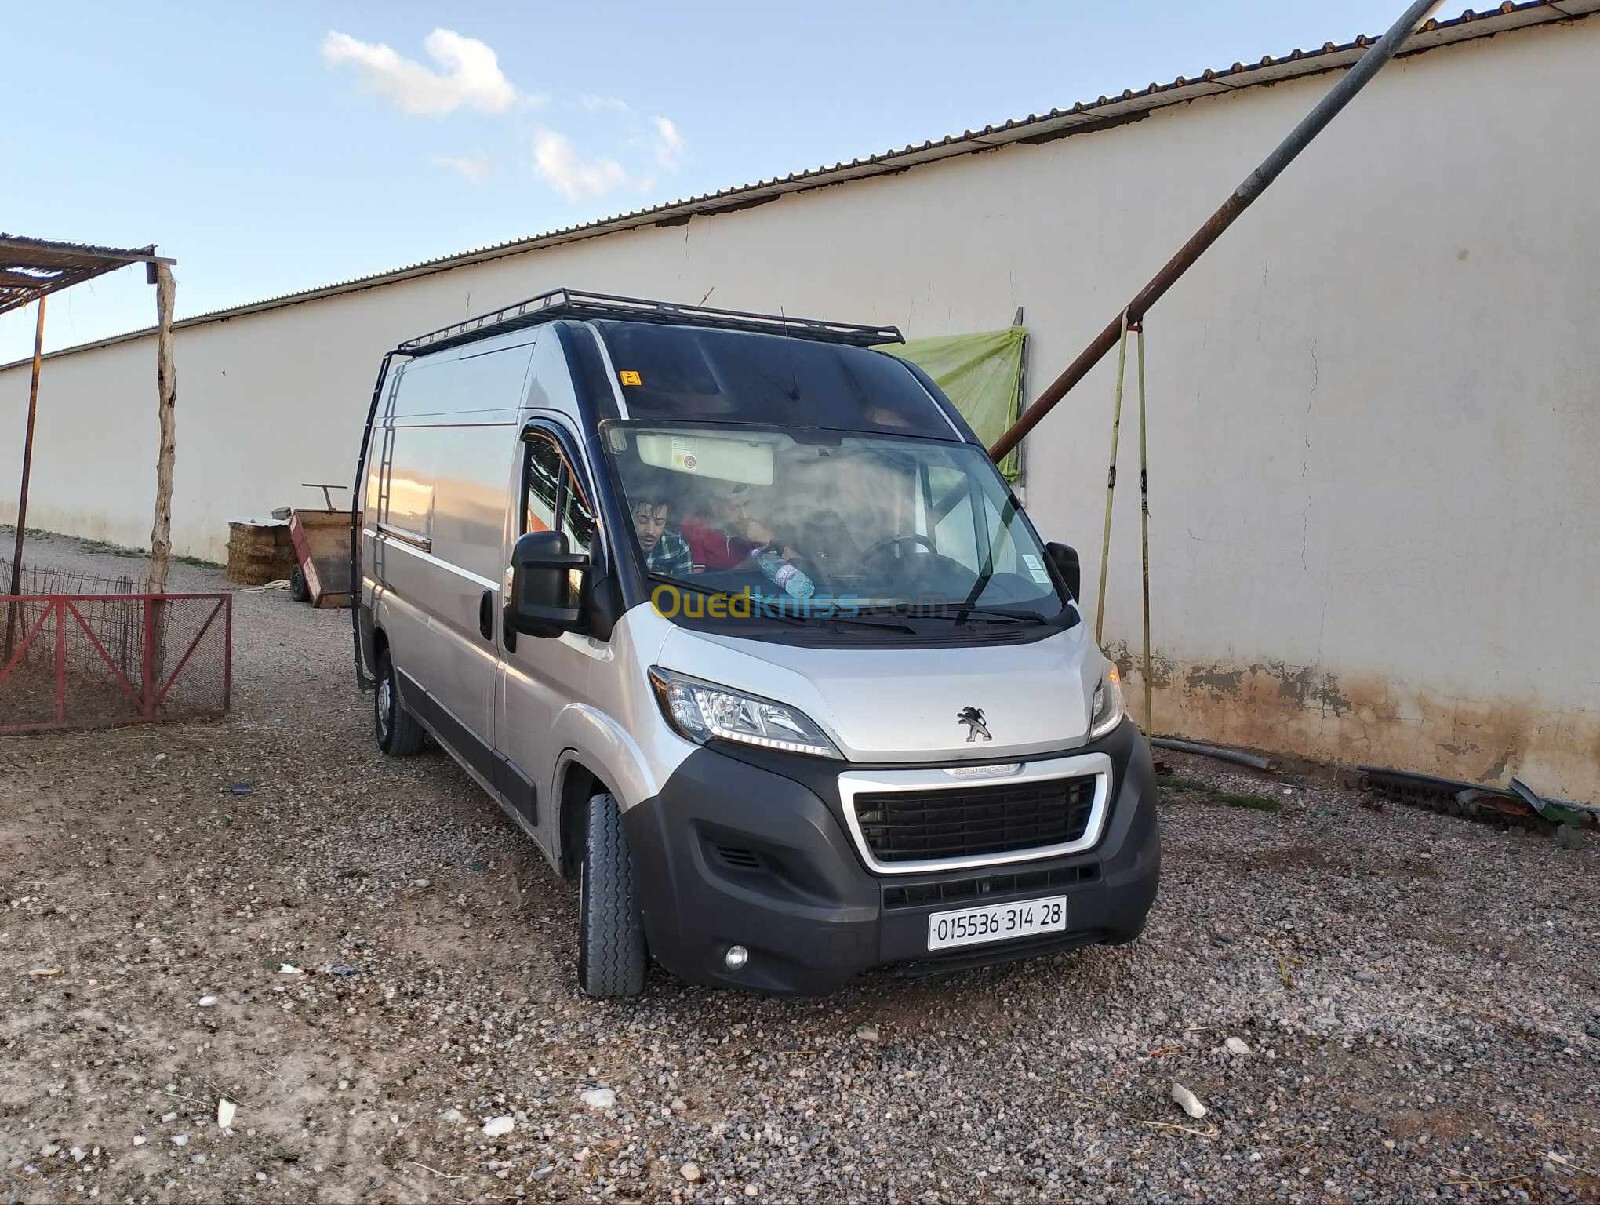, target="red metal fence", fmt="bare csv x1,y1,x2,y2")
0,593,232,732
